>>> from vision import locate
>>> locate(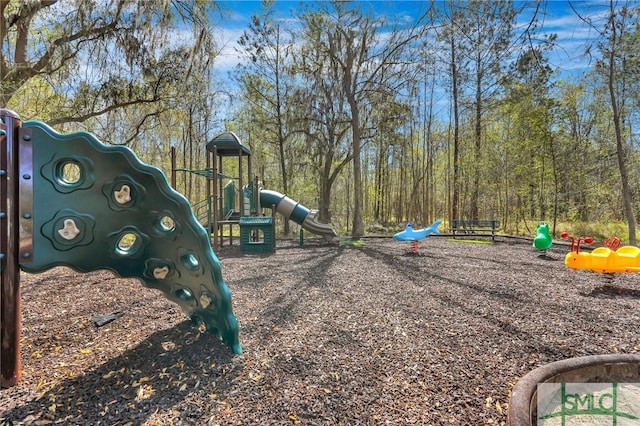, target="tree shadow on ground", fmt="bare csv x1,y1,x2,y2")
355,243,588,361
2,321,237,425
584,284,640,299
